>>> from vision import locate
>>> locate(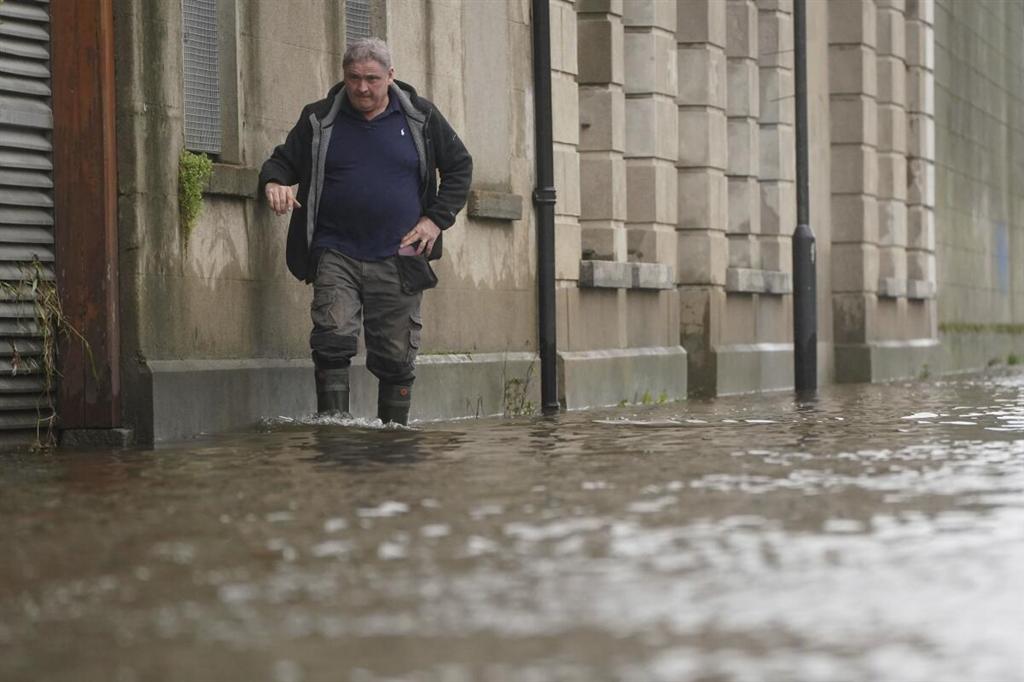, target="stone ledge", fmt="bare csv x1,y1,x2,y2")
726,267,793,294
580,260,676,289
580,260,634,288
205,163,259,199
633,262,675,289
878,277,907,298
467,189,524,221
906,279,936,300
